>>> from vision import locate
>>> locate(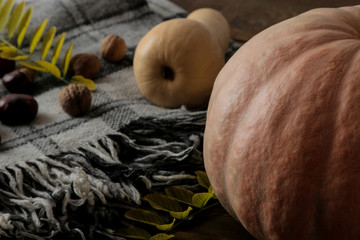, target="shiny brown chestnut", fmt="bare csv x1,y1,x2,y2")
2,68,34,93
0,94,38,125
0,58,15,77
